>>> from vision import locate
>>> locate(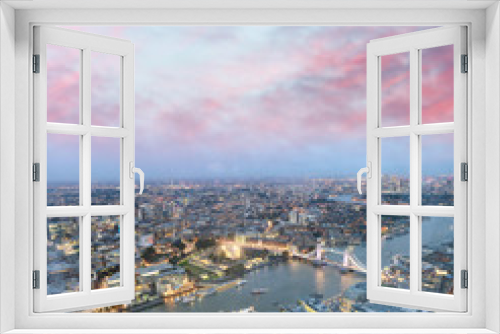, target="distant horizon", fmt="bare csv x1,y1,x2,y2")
46,173,452,187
